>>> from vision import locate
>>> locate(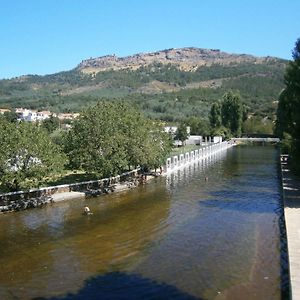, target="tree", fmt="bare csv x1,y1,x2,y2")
209,92,243,137
243,116,274,135
65,102,128,177
185,116,211,136
2,110,18,123
64,102,172,177
41,115,60,133
221,91,243,137
175,122,189,145
209,102,222,128
275,89,294,137
211,125,231,139
276,39,300,139
137,123,173,170
276,38,300,170
0,117,67,192
292,38,300,60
